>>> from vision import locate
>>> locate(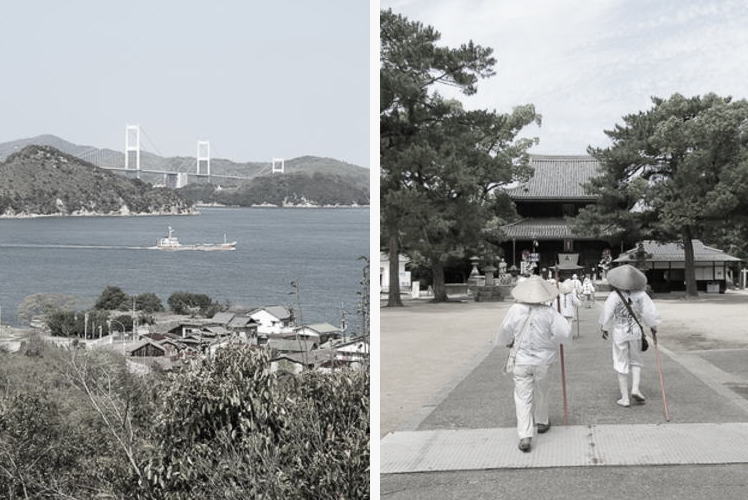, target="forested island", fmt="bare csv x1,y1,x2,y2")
178,171,370,207
0,146,193,217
